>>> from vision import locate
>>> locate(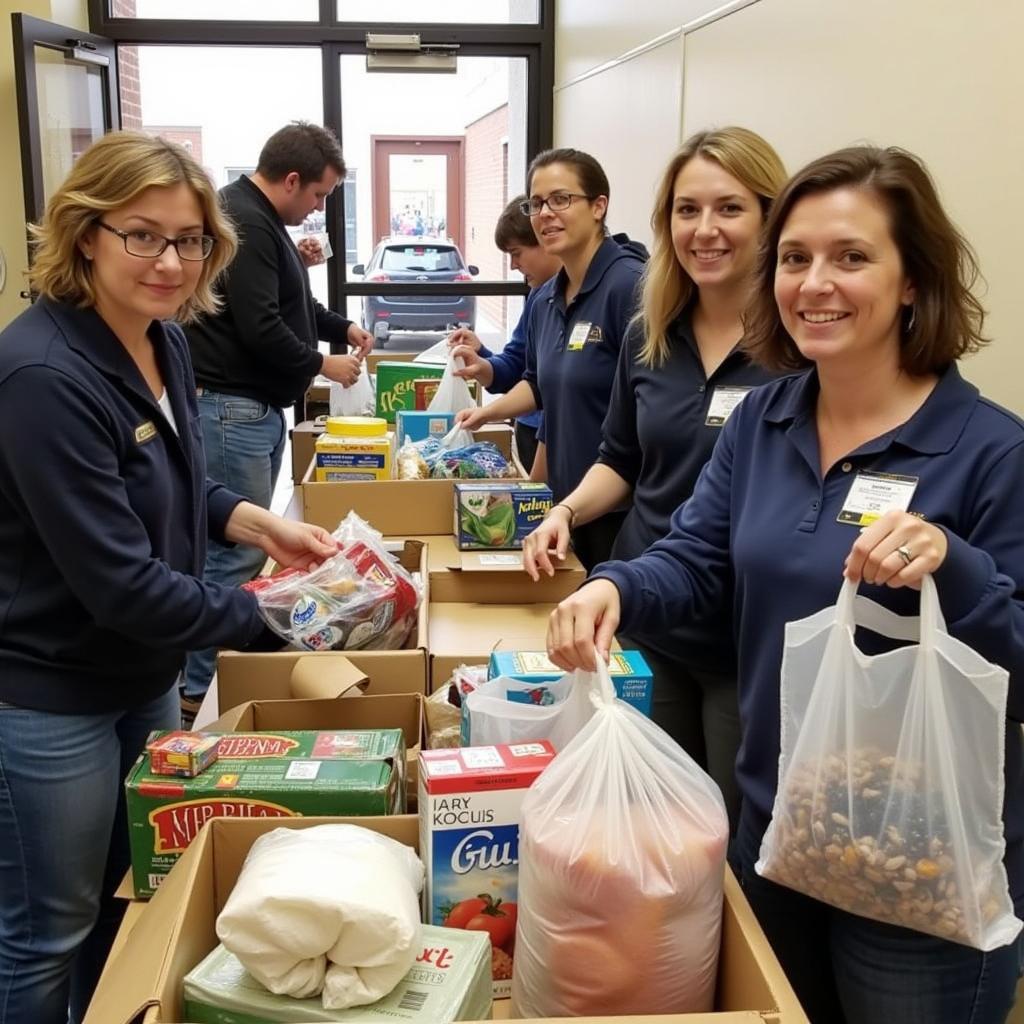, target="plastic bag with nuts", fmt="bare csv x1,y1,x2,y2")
757,576,1022,951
